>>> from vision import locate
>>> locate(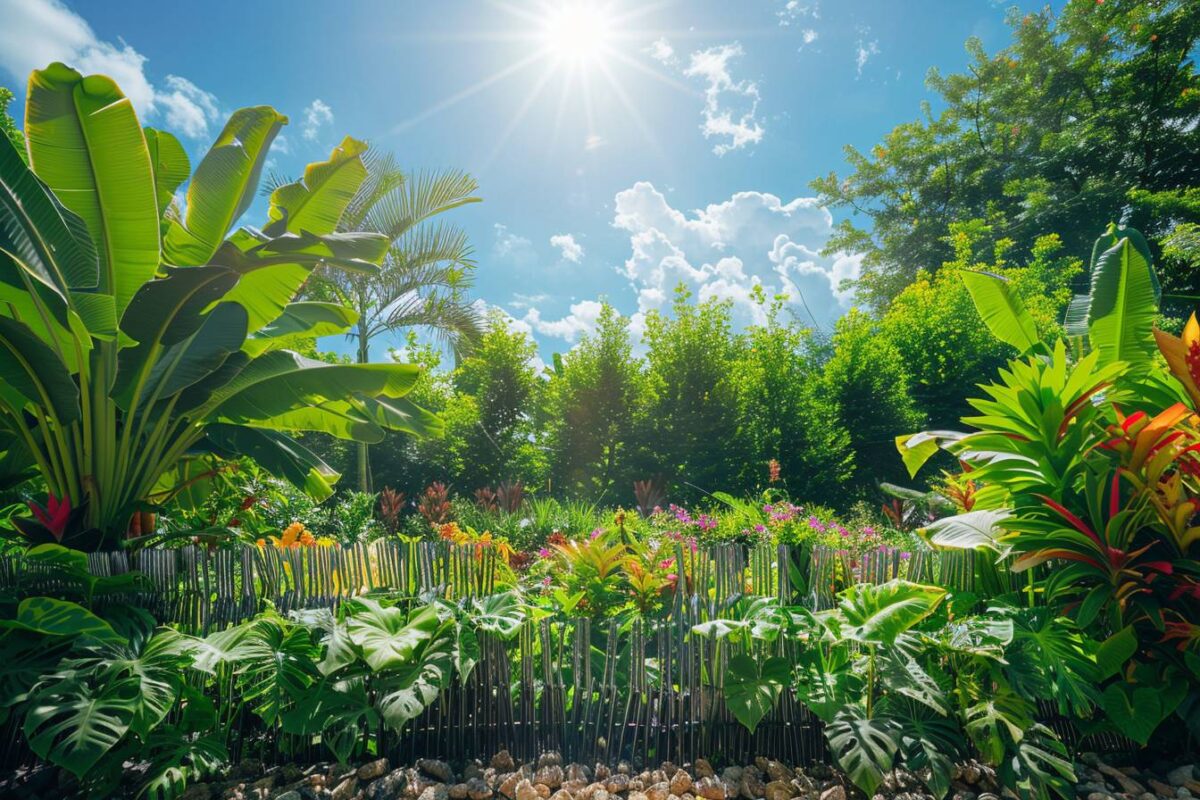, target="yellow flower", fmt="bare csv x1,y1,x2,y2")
1154,314,1200,409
